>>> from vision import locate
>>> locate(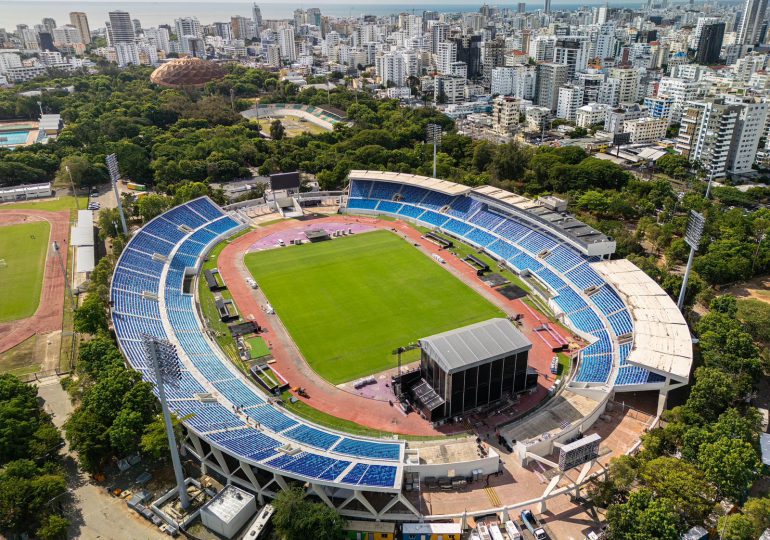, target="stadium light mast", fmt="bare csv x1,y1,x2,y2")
65,166,79,211
677,210,705,310
143,335,190,509
52,241,75,312
105,154,128,235
426,123,442,178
